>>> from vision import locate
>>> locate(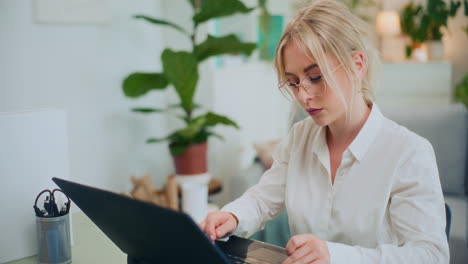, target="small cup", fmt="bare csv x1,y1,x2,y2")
36,214,72,264
181,182,208,223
